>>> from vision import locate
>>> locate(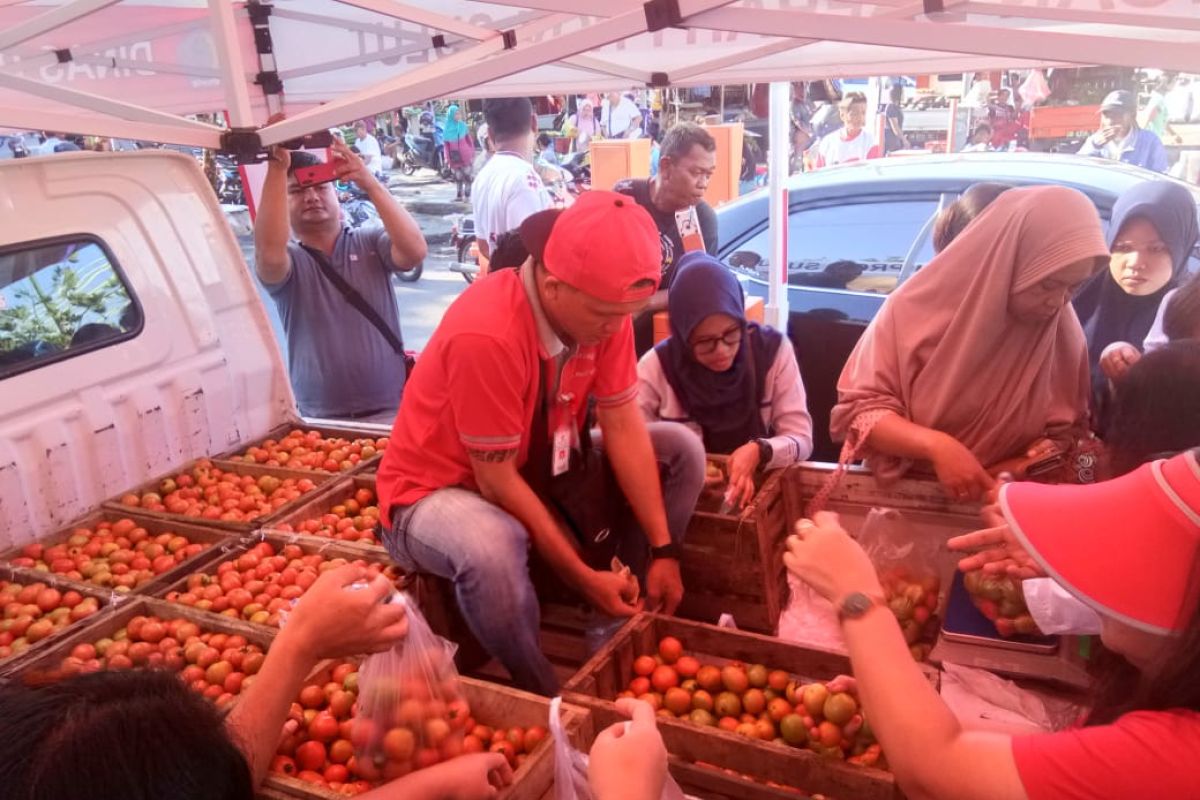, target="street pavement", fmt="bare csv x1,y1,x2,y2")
231,166,472,353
